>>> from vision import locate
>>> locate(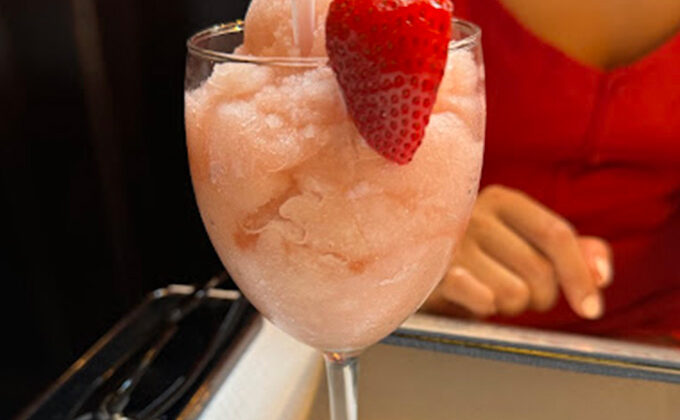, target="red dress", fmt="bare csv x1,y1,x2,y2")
455,0,680,338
